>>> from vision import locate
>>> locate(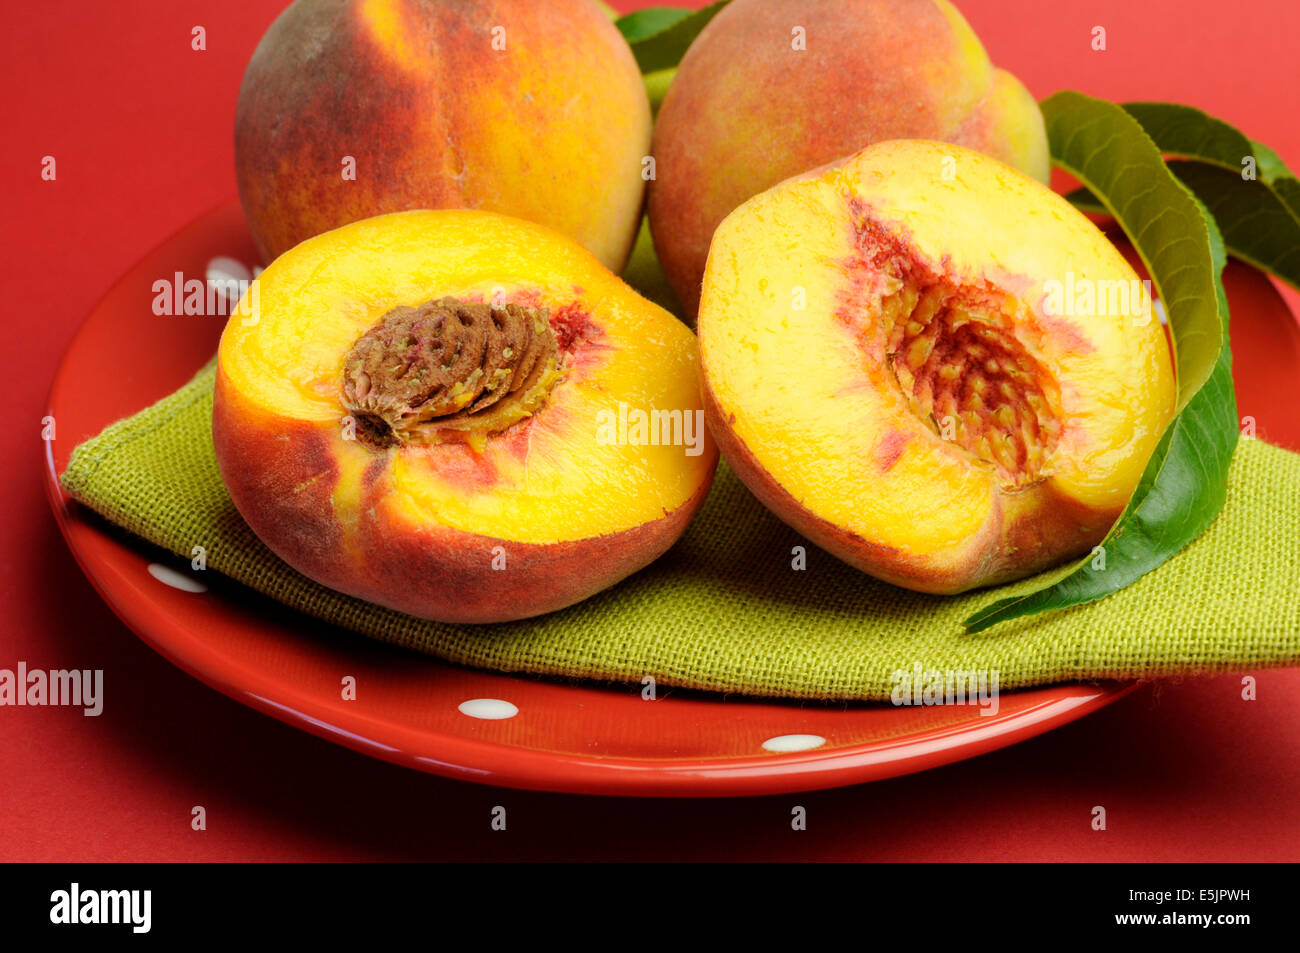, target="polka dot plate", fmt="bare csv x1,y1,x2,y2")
53,199,1300,797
